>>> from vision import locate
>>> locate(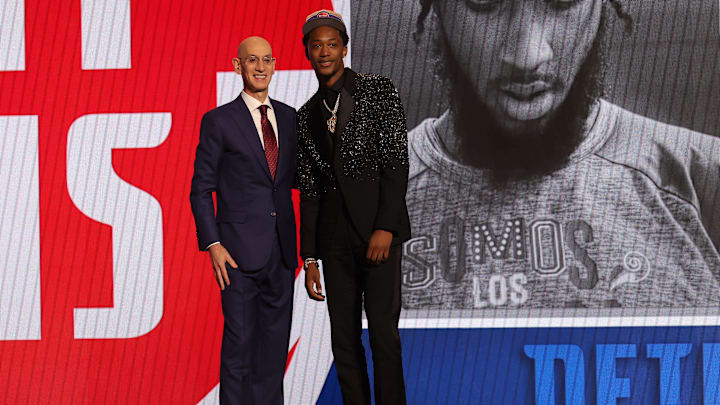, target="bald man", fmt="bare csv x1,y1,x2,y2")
190,36,298,404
